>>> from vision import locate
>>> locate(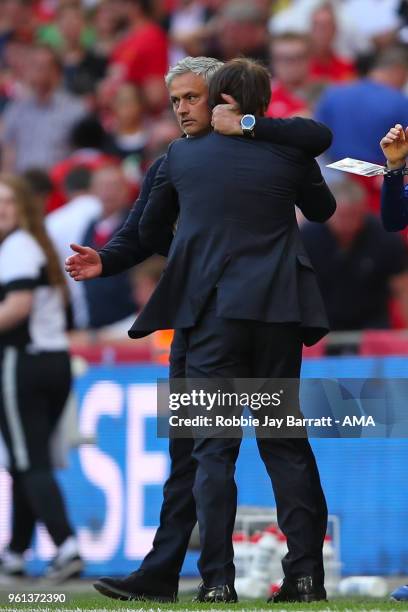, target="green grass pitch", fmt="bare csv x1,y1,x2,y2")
0,595,407,611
